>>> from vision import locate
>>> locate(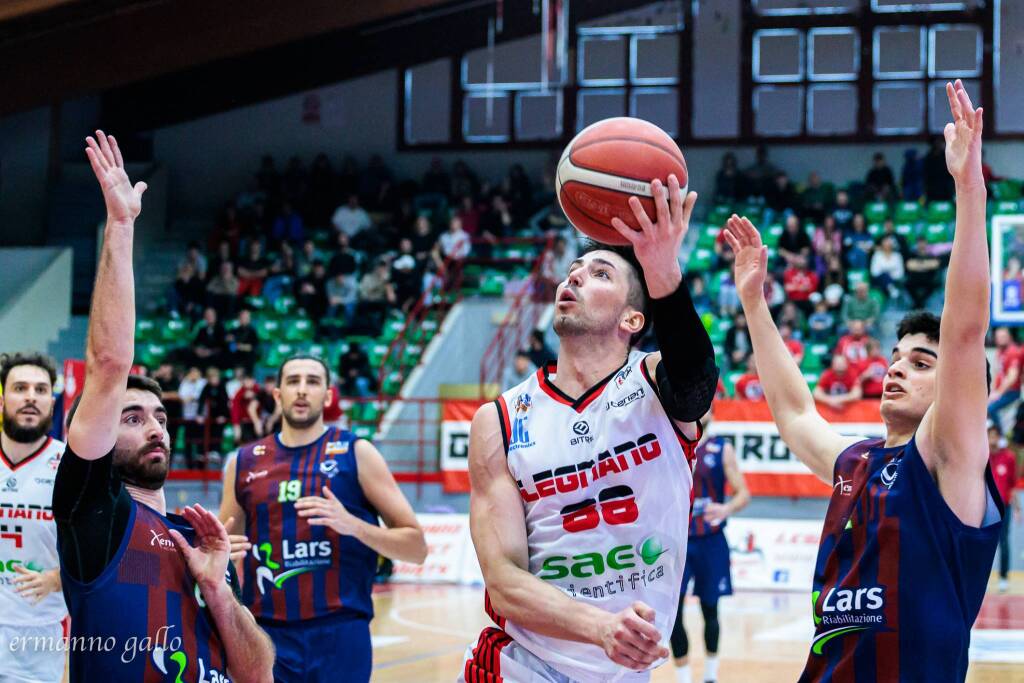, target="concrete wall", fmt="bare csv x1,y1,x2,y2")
0,108,51,245
0,248,73,352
